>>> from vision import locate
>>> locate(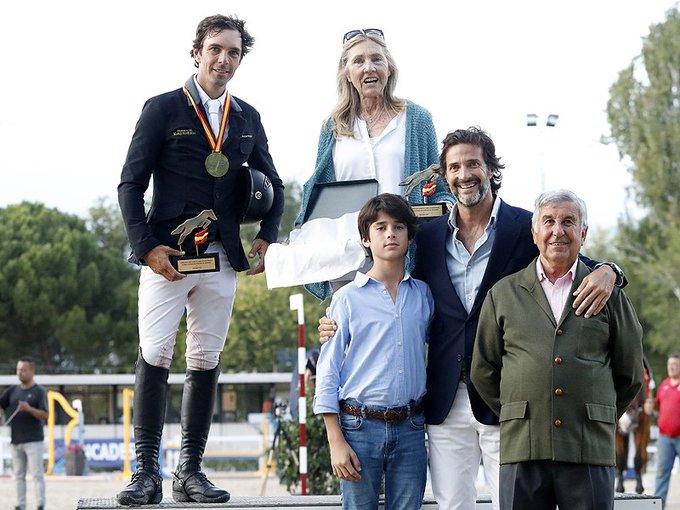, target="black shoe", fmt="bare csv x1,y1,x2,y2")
171,365,229,503
117,471,163,506
117,352,169,506
172,470,230,503
37,506,44,510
